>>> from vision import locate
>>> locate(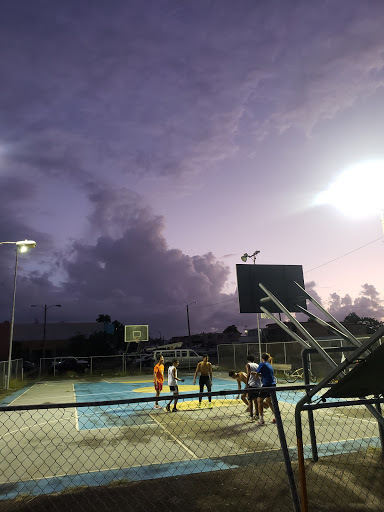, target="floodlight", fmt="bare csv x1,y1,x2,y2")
241,254,248,262
16,239,37,249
